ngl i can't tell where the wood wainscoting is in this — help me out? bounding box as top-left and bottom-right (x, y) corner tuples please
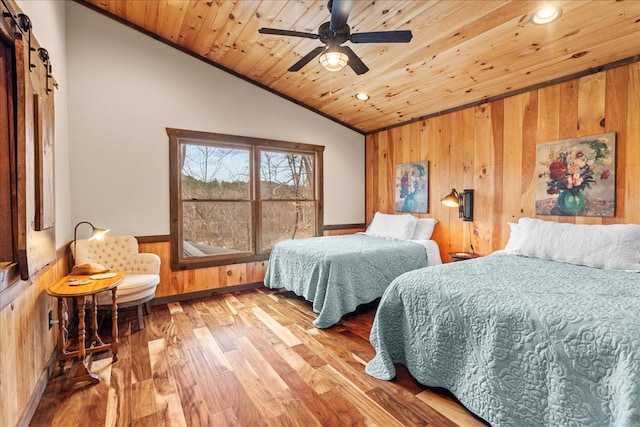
(0, 250), (70, 427)
(138, 224), (366, 301)
(138, 238), (268, 300)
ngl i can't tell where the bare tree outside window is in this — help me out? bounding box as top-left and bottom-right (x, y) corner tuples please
(168, 128), (324, 270)
(180, 143), (250, 255)
(260, 151), (314, 248)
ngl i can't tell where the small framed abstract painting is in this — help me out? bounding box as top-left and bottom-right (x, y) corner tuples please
(395, 161), (428, 213)
(535, 132), (616, 217)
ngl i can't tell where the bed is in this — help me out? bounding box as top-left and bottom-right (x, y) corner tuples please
(264, 213), (442, 328)
(365, 218), (640, 427)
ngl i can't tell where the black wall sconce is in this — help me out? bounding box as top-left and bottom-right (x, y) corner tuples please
(441, 188), (474, 221)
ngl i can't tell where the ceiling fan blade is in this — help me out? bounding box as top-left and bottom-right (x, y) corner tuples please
(329, 0), (352, 32)
(342, 46), (369, 75)
(350, 30), (413, 43)
(258, 28), (319, 40)
(288, 46), (325, 72)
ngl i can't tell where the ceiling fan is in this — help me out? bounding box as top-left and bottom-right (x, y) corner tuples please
(258, 0), (413, 75)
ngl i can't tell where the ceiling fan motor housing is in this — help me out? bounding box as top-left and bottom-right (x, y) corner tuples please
(318, 21), (350, 45)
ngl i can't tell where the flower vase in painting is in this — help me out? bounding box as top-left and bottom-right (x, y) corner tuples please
(396, 162), (428, 213)
(535, 133), (615, 217)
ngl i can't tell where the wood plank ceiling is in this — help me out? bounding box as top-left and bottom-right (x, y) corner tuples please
(78, 0), (640, 134)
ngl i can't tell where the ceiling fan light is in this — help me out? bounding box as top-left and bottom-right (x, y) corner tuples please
(530, 6), (562, 25)
(319, 48), (348, 72)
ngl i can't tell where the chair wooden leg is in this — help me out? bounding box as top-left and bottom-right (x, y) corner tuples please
(136, 304), (145, 330)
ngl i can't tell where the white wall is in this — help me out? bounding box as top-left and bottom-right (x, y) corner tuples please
(66, 2), (365, 236)
(17, 0), (71, 246)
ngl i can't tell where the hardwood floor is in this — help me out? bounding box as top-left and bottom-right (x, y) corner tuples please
(30, 288), (489, 426)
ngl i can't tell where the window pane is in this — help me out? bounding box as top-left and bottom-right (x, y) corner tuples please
(182, 201), (251, 257)
(261, 201), (315, 252)
(182, 143), (250, 200)
(260, 151), (314, 200)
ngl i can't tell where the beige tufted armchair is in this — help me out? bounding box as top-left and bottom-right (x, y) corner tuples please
(71, 234), (160, 330)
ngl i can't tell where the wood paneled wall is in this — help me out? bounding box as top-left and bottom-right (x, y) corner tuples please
(139, 240), (268, 298)
(139, 225), (365, 299)
(0, 255), (67, 427)
(366, 62), (640, 261)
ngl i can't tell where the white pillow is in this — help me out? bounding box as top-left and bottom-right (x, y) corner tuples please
(504, 222), (522, 252)
(504, 217), (640, 270)
(412, 218), (438, 240)
(365, 212), (417, 240)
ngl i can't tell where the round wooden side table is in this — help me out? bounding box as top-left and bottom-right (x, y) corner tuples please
(47, 270), (123, 390)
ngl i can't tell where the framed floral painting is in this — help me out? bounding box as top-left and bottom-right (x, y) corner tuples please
(535, 132), (616, 217)
(395, 161), (428, 213)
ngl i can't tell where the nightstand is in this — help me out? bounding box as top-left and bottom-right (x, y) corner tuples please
(449, 252), (481, 262)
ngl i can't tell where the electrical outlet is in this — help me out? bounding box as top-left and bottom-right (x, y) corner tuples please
(48, 310), (53, 330)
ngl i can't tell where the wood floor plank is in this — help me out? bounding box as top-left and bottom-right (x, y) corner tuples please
(108, 343), (133, 426)
(179, 300), (207, 329)
(77, 357), (111, 424)
(173, 384), (211, 427)
(166, 302), (183, 314)
(193, 298), (234, 329)
(209, 408), (242, 426)
(147, 338), (188, 426)
(31, 288), (488, 427)
(270, 393), (324, 427)
(319, 364), (405, 427)
(200, 298), (246, 353)
(223, 347), (287, 419)
(52, 391), (83, 426)
(251, 306), (302, 347)
(105, 387), (119, 427)
(203, 369), (264, 425)
(417, 388), (490, 427)
(192, 326), (232, 373)
(294, 325), (382, 393)
(131, 379), (157, 421)
(156, 382), (186, 424)
(277, 369), (344, 426)
(235, 335), (290, 394)
(129, 325), (153, 384)
(366, 385), (456, 427)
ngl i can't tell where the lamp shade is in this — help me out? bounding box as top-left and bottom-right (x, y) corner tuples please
(88, 226), (109, 240)
(441, 189), (474, 221)
(441, 189), (460, 207)
(319, 46), (348, 72)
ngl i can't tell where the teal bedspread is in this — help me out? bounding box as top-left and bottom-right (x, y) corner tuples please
(263, 234), (428, 328)
(366, 253), (640, 426)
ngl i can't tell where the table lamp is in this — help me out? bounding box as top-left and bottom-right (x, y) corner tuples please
(73, 221), (109, 267)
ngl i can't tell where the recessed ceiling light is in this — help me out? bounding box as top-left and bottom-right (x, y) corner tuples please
(530, 6), (563, 25)
(355, 92), (370, 101)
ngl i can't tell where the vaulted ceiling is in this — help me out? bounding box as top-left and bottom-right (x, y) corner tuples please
(78, 0), (640, 134)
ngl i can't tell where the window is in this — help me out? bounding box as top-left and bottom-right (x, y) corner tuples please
(168, 128), (324, 270)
